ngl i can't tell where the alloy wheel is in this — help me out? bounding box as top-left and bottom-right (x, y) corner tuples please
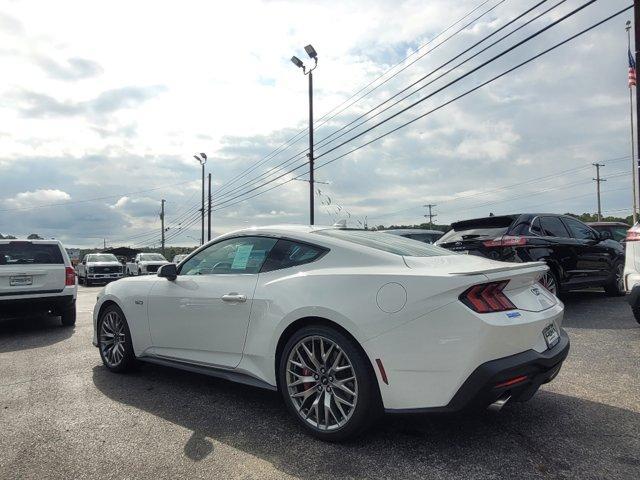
(616, 263), (625, 293)
(99, 311), (127, 368)
(540, 272), (557, 295)
(286, 335), (358, 431)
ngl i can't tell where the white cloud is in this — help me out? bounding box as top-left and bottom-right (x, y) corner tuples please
(0, 0), (636, 245)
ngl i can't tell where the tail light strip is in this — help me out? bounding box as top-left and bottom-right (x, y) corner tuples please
(483, 236), (527, 247)
(459, 280), (515, 313)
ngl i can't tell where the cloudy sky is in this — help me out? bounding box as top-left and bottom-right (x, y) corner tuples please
(0, 0), (636, 247)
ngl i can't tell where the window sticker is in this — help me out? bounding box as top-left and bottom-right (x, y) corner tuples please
(231, 244), (254, 270)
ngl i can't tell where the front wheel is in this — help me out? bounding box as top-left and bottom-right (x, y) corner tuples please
(98, 304), (136, 372)
(604, 261), (625, 297)
(278, 325), (380, 441)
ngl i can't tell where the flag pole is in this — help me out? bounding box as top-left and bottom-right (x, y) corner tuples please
(628, 20), (638, 224)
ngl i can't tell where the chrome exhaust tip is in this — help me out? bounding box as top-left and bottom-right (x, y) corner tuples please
(487, 394), (511, 412)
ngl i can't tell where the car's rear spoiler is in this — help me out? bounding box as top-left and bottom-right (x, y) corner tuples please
(449, 261), (547, 276)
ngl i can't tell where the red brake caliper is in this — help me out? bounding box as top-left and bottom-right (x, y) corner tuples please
(302, 368), (313, 390)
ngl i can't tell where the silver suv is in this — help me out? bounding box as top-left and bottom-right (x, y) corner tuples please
(0, 239), (77, 326)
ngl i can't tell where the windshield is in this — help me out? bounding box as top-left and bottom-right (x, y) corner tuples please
(140, 254), (166, 261)
(87, 254), (118, 262)
(315, 230), (452, 257)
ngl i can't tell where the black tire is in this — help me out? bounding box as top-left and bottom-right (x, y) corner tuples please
(60, 302), (76, 327)
(278, 325), (381, 442)
(604, 261), (625, 297)
(632, 305), (640, 324)
(138, 268), (142, 276)
(85, 277), (92, 287)
(78, 274), (84, 285)
(97, 304), (136, 373)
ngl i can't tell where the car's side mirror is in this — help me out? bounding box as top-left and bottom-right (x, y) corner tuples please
(158, 263), (177, 281)
(82, 260), (86, 265)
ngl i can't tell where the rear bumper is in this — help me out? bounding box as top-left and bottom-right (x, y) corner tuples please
(386, 328), (569, 414)
(0, 294), (75, 319)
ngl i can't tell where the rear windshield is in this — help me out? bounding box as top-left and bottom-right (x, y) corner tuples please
(438, 216), (515, 243)
(87, 254), (118, 262)
(0, 242), (63, 265)
(315, 230), (452, 257)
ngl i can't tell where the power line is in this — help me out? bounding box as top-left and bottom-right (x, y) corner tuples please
(212, 0), (505, 200)
(210, 1), (624, 212)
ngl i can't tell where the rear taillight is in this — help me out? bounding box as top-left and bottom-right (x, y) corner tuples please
(483, 236), (527, 248)
(65, 267), (76, 286)
(459, 280), (515, 313)
(626, 229), (640, 242)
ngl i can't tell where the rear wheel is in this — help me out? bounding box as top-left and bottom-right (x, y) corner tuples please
(604, 261), (625, 297)
(632, 305), (640, 324)
(278, 325), (380, 441)
(98, 304), (136, 372)
(60, 302), (76, 326)
(540, 269), (561, 297)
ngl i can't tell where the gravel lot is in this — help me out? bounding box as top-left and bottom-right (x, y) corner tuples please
(1, 286), (639, 480)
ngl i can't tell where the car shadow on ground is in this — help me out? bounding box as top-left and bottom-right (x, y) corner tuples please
(561, 290), (638, 330)
(92, 363), (640, 479)
(0, 315), (73, 353)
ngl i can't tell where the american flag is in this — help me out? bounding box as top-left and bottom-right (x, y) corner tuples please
(629, 47), (637, 87)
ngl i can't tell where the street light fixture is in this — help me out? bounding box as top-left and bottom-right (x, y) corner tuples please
(194, 153), (207, 245)
(290, 43), (318, 225)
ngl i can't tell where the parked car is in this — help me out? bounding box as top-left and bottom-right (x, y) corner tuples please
(77, 253), (124, 286)
(588, 221), (630, 245)
(623, 223), (640, 324)
(125, 253), (169, 276)
(435, 214), (625, 297)
(381, 228), (443, 244)
(93, 225), (568, 441)
(172, 254), (188, 264)
(0, 239), (77, 325)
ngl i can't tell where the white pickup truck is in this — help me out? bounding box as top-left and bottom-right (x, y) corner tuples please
(0, 239), (77, 326)
(77, 253), (124, 286)
(125, 253), (170, 276)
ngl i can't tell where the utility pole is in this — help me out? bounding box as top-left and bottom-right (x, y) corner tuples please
(423, 204), (437, 229)
(160, 199), (165, 256)
(194, 153), (207, 245)
(635, 1), (640, 222)
(627, 20), (638, 223)
(207, 173), (212, 242)
(593, 163), (606, 221)
(103, 238), (106, 250)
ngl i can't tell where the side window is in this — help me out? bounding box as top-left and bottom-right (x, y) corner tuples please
(179, 236), (277, 275)
(261, 239), (327, 273)
(539, 217), (570, 238)
(562, 217), (596, 240)
(530, 218), (543, 236)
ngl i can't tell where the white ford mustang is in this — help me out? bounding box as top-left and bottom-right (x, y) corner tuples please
(93, 225), (569, 441)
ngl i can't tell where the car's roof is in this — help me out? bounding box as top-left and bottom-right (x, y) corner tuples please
(0, 239), (62, 245)
(381, 229), (443, 235)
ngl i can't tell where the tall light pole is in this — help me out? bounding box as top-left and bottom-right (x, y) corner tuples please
(628, 20), (638, 223)
(291, 44), (318, 225)
(194, 153), (207, 245)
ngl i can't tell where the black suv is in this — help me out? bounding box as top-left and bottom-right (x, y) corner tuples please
(435, 213), (625, 296)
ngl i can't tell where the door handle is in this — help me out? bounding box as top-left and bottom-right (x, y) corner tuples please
(222, 293), (247, 303)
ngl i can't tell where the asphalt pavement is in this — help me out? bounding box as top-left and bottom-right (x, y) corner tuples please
(0, 286), (638, 479)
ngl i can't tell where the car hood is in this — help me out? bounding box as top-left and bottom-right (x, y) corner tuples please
(139, 260), (169, 264)
(87, 262), (122, 267)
